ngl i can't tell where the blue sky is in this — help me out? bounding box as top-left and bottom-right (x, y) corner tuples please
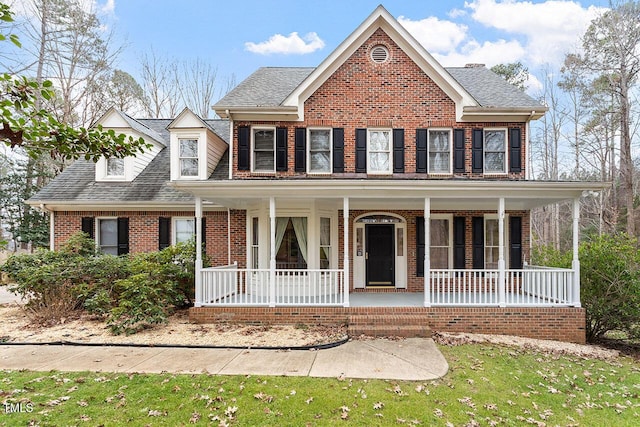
(101, 0), (610, 90)
(11, 0), (611, 93)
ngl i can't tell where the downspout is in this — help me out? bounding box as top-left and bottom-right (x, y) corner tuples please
(40, 204), (54, 251)
(227, 207), (231, 265)
(227, 109), (233, 180)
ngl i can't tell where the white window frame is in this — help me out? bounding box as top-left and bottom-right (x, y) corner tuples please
(427, 128), (452, 174)
(367, 128), (393, 174)
(96, 217), (118, 255)
(251, 126), (276, 172)
(483, 128), (508, 175)
(430, 214), (453, 269)
(178, 138), (199, 178)
(251, 217), (259, 269)
(307, 128), (332, 174)
(484, 214), (509, 269)
(172, 217), (195, 245)
(319, 216), (332, 269)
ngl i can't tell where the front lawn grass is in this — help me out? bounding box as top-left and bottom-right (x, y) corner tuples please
(1, 343), (638, 426)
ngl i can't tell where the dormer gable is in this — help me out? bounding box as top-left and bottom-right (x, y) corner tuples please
(94, 108), (165, 182)
(168, 108), (228, 181)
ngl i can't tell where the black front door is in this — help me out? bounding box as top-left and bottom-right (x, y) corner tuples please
(366, 224), (395, 286)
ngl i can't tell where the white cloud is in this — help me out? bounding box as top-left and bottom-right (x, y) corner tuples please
(398, 16), (468, 53)
(465, 0), (606, 66)
(100, 0), (115, 15)
(433, 38), (526, 67)
(245, 32), (325, 55)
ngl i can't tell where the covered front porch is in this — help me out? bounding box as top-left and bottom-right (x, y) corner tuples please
(172, 180), (603, 310)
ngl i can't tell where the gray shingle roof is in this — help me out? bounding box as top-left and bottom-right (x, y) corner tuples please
(214, 66), (543, 111)
(120, 112), (167, 147)
(215, 67), (315, 108)
(445, 66), (542, 109)
(30, 118), (230, 204)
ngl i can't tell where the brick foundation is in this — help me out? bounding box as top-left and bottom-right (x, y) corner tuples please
(189, 305), (586, 344)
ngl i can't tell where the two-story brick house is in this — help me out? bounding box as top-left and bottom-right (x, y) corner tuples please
(30, 6), (605, 343)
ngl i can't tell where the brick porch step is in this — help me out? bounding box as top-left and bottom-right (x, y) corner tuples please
(347, 314), (432, 338)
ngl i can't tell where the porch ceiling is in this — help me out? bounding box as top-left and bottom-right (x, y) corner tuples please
(172, 179), (609, 211)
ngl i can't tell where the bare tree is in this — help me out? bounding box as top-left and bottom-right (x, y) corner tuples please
(180, 59), (218, 119)
(140, 49), (180, 118)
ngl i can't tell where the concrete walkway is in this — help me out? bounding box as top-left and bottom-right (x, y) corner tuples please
(0, 338), (448, 380)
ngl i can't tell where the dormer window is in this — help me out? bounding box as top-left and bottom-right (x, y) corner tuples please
(106, 157), (125, 177)
(179, 139), (199, 177)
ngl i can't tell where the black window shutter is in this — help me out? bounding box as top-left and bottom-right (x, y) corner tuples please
(416, 129), (427, 173)
(453, 216), (466, 269)
(472, 216), (484, 269)
(294, 128), (306, 172)
(81, 217), (95, 239)
(453, 129), (465, 173)
(117, 217), (129, 255)
(275, 127), (288, 171)
(509, 127), (522, 173)
(158, 217), (170, 250)
(509, 216), (523, 269)
(416, 217), (425, 277)
(472, 129), (483, 173)
(393, 129), (404, 173)
(201, 217), (207, 259)
(332, 128), (344, 173)
(237, 126), (250, 171)
(355, 128), (367, 173)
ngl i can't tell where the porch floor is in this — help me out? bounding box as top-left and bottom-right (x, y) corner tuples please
(201, 291), (570, 307)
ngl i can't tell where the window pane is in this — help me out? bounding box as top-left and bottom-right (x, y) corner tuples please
(254, 130), (274, 150)
(485, 248), (499, 269)
(430, 219), (449, 246)
(485, 131), (505, 151)
(310, 130), (330, 151)
(310, 152), (330, 172)
(485, 219), (499, 246)
(428, 130), (450, 151)
(252, 217), (259, 245)
(429, 153), (450, 173)
(175, 219), (195, 243)
(320, 217), (331, 246)
(485, 152), (505, 173)
(179, 139), (198, 157)
(180, 158), (199, 176)
(99, 219), (118, 255)
(107, 158), (124, 176)
(369, 130), (390, 150)
(431, 247), (449, 269)
(368, 152), (389, 172)
(254, 152), (274, 170)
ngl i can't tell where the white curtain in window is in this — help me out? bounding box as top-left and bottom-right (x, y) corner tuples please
(291, 217), (308, 262)
(320, 217), (331, 260)
(275, 217), (289, 257)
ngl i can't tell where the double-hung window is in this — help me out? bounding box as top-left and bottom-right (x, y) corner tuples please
(308, 129), (331, 173)
(98, 218), (118, 255)
(320, 217), (331, 269)
(484, 129), (507, 174)
(179, 139), (199, 177)
(428, 129), (451, 174)
(173, 218), (195, 244)
(253, 128), (275, 172)
(484, 217), (507, 269)
(430, 218), (451, 269)
(106, 158), (125, 177)
(368, 129), (392, 174)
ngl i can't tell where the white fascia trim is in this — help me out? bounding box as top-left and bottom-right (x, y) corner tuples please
(27, 201), (226, 212)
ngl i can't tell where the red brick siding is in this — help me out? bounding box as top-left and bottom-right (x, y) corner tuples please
(189, 306), (586, 344)
(53, 210), (229, 265)
(232, 28), (527, 179)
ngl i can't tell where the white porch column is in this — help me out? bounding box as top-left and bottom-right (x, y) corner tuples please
(498, 197), (506, 307)
(424, 197), (431, 307)
(195, 197), (203, 307)
(343, 197), (350, 307)
(269, 197), (276, 307)
(572, 197), (581, 307)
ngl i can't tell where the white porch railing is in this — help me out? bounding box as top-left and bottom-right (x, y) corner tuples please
(198, 263), (345, 306)
(429, 266), (575, 306)
(197, 264), (576, 307)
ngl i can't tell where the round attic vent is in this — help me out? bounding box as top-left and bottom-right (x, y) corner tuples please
(370, 45), (389, 63)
